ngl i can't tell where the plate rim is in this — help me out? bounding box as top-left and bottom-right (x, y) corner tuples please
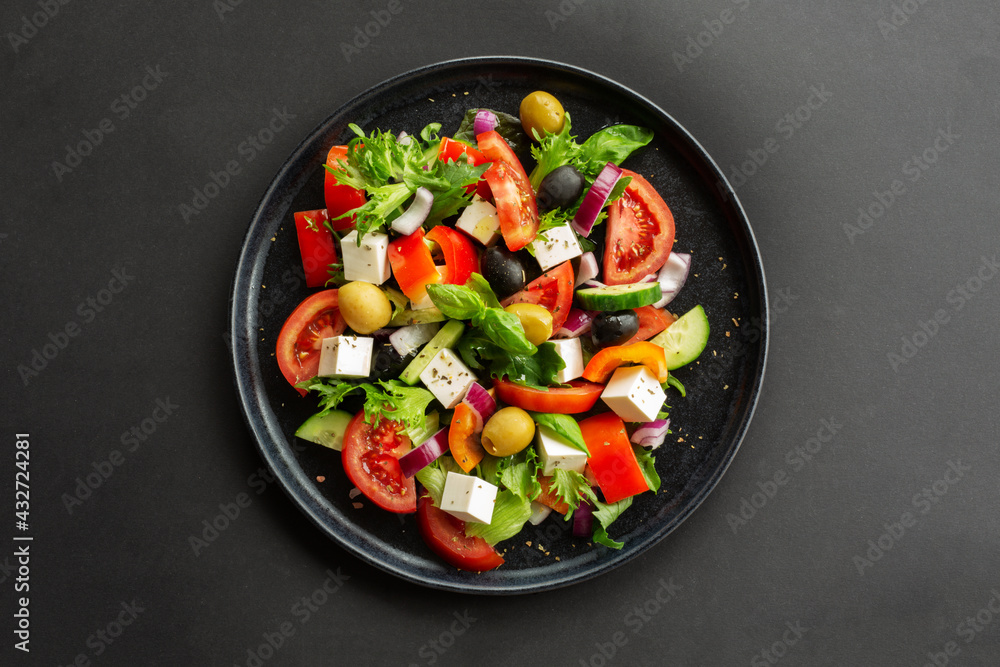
(229, 55), (768, 594)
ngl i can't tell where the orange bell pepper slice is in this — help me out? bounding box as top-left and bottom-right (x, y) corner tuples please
(582, 341), (669, 384)
(448, 402), (485, 473)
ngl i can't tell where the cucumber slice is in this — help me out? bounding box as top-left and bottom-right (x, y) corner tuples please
(575, 282), (661, 311)
(399, 319), (465, 385)
(650, 305), (710, 370)
(295, 410), (353, 450)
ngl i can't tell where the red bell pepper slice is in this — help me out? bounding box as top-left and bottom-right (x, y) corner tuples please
(579, 412), (649, 503)
(425, 225), (479, 287)
(293, 209), (338, 288)
(387, 228), (440, 302)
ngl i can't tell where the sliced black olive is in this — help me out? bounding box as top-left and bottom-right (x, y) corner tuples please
(591, 310), (640, 348)
(368, 342), (409, 382)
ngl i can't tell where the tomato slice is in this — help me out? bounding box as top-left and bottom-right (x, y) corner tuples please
(500, 261), (574, 333)
(387, 228), (441, 301)
(342, 411), (416, 513)
(604, 169), (675, 285)
(416, 495), (504, 571)
(426, 225), (479, 287)
(476, 131), (538, 251)
(276, 290), (347, 395)
(625, 306), (674, 345)
(579, 412), (649, 503)
(293, 209), (338, 288)
(582, 341), (669, 384)
(493, 379), (603, 414)
(437, 137), (491, 199)
(448, 402), (485, 473)
(324, 145), (366, 231)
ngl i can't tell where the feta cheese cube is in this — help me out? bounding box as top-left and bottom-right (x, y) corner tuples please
(536, 425), (588, 476)
(455, 195), (501, 246)
(600, 365), (666, 422)
(530, 223), (582, 271)
(549, 338), (584, 383)
(340, 230), (391, 285)
(441, 471), (497, 524)
(317, 335), (373, 378)
(418, 348), (476, 409)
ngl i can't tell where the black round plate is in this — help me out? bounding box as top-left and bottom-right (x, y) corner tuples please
(230, 57), (767, 594)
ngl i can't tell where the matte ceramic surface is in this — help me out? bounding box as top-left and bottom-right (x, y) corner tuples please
(230, 57), (767, 594)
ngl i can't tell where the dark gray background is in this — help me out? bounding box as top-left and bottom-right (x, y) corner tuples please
(2, 1), (998, 665)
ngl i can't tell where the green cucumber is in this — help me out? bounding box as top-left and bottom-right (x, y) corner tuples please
(295, 410), (353, 450)
(575, 282), (661, 311)
(650, 304), (710, 370)
(399, 319), (465, 385)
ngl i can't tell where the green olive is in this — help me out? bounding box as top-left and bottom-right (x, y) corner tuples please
(504, 303), (553, 346)
(520, 91), (565, 140)
(481, 407), (535, 457)
(338, 281), (392, 334)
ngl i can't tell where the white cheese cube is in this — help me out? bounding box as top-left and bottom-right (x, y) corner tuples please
(340, 230), (391, 285)
(455, 196), (501, 246)
(317, 335), (373, 378)
(600, 365), (666, 423)
(536, 425), (588, 476)
(418, 348), (476, 409)
(549, 337), (584, 383)
(441, 471), (498, 524)
(530, 223), (582, 271)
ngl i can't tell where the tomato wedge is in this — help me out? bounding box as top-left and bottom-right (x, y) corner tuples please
(579, 412), (649, 503)
(448, 402), (485, 473)
(387, 228), (440, 301)
(476, 130), (538, 251)
(293, 209), (338, 288)
(426, 225), (479, 287)
(416, 495), (504, 571)
(500, 260), (574, 333)
(342, 411), (415, 513)
(604, 169), (675, 285)
(324, 145), (366, 231)
(625, 306), (674, 345)
(582, 341), (669, 384)
(493, 379), (603, 414)
(276, 290), (347, 395)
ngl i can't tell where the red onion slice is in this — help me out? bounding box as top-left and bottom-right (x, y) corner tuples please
(653, 252), (691, 309)
(574, 252), (600, 287)
(473, 110), (498, 136)
(572, 162), (622, 237)
(630, 419), (670, 448)
(399, 427), (449, 478)
(554, 308), (595, 338)
(572, 500), (594, 537)
(461, 382), (496, 433)
(391, 187), (433, 236)
(389, 322), (440, 357)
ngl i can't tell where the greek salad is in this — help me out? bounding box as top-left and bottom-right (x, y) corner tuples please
(274, 91), (710, 571)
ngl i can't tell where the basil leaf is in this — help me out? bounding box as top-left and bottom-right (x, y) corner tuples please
(425, 283), (484, 320)
(464, 273), (502, 309)
(576, 125), (653, 179)
(478, 308), (536, 355)
(529, 412), (589, 455)
(606, 175), (632, 203)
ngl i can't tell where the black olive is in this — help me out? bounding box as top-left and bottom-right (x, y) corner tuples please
(591, 310), (640, 348)
(482, 245), (526, 300)
(537, 165), (585, 212)
(368, 342), (409, 382)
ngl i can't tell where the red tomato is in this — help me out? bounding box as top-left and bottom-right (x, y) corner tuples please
(493, 379), (604, 414)
(416, 495), (504, 571)
(276, 290), (347, 395)
(342, 411), (416, 513)
(582, 341), (669, 384)
(476, 131), (538, 251)
(426, 225), (479, 287)
(437, 137), (491, 199)
(387, 228), (440, 301)
(324, 145), (366, 231)
(579, 412), (649, 503)
(501, 261), (574, 333)
(626, 306), (675, 345)
(293, 209), (338, 288)
(603, 169), (675, 285)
